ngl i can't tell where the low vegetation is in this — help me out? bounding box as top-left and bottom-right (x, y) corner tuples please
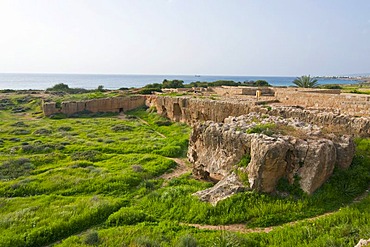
(140, 79), (272, 94)
(0, 91), (369, 246)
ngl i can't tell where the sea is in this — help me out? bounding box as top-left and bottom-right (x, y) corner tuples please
(0, 73), (359, 90)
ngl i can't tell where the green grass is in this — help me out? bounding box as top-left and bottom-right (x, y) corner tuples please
(0, 92), (369, 246)
(54, 194), (370, 247)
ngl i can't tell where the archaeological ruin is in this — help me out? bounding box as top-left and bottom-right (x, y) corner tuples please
(42, 86), (370, 203)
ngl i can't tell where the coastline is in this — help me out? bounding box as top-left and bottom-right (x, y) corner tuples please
(0, 73), (365, 90)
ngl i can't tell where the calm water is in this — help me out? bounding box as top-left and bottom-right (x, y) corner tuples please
(0, 73), (358, 90)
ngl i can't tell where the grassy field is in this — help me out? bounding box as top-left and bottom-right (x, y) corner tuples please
(0, 92), (369, 246)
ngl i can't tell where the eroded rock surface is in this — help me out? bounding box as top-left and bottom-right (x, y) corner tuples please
(189, 113), (355, 202)
(192, 172), (247, 206)
(355, 238), (370, 247)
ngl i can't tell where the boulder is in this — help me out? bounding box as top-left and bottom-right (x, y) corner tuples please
(192, 172), (247, 206)
(298, 139), (337, 194)
(355, 238), (370, 247)
(335, 135), (356, 169)
(247, 135), (289, 193)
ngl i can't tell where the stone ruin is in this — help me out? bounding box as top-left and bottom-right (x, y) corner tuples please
(41, 87), (370, 205)
(188, 113), (356, 205)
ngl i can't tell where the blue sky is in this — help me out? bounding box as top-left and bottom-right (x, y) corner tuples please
(0, 0), (369, 76)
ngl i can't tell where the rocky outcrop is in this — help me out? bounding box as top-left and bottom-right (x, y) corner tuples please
(146, 96), (261, 125)
(189, 113), (356, 201)
(146, 96), (370, 137)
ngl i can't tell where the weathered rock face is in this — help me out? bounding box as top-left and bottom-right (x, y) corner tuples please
(355, 238), (370, 247)
(193, 172), (247, 206)
(248, 135), (289, 193)
(189, 113), (356, 201)
(297, 139), (337, 194)
(146, 96), (370, 137)
(188, 122), (252, 178)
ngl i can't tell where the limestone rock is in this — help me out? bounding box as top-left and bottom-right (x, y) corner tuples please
(188, 122), (251, 179)
(298, 139), (337, 194)
(247, 135), (289, 193)
(192, 172), (247, 206)
(145, 95), (370, 137)
(188, 112), (356, 201)
(355, 238), (370, 247)
(335, 135), (356, 169)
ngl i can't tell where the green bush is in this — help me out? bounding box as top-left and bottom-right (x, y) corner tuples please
(236, 154), (251, 167)
(246, 123), (275, 135)
(154, 120), (172, 126)
(111, 124), (133, 132)
(134, 236), (160, 247)
(33, 128), (52, 135)
(11, 129), (31, 135)
(176, 234), (198, 247)
(0, 158), (34, 179)
(138, 88), (162, 95)
(58, 126), (72, 132)
(84, 230), (99, 245)
(71, 150), (103, 162)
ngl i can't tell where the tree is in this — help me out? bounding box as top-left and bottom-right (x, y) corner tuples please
(97, 85), (104, 92)
(47, 83), (70, 91)
(292, 75), (318, 88)
(162, 79), (184, 88)
(254, 80), (271, 87)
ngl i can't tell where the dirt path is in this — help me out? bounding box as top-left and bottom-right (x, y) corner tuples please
(182, 223), (273, 234)
(161, 158), (191, 180)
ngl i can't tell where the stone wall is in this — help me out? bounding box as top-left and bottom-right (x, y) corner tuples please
(211, 86), (275, 96)
(274, 88), (370, 117)
(42, 96), (146, 116)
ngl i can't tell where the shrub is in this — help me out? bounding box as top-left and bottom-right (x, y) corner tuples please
(154, 120), (171, 126)
(276, 176), (304, 197)
(138, 88), (162, 95)
(132, 165), (144, 172)
(46, 83), (89, 94)
(246, 123), (275, 136)
(22, 143), (62, 153)
(58, 126), (72, 132)
(162, 79), (185, 89)
(11, 129), (31, 135)
(321, 84), (342, 89)
(49, 113), (67, 119)
(0, 158), (34, 179)
(33, 128), (52, 135)
(10, 121), (28, 127)
(236, 154), (251, 167)
(84, 230), (99, 245)
(176, 234), (198, 247)
(254, 80), (271, 87)
(134, 236), (160, 247)
(71, 150), (103, 162)
(111, 124), (133, 132)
